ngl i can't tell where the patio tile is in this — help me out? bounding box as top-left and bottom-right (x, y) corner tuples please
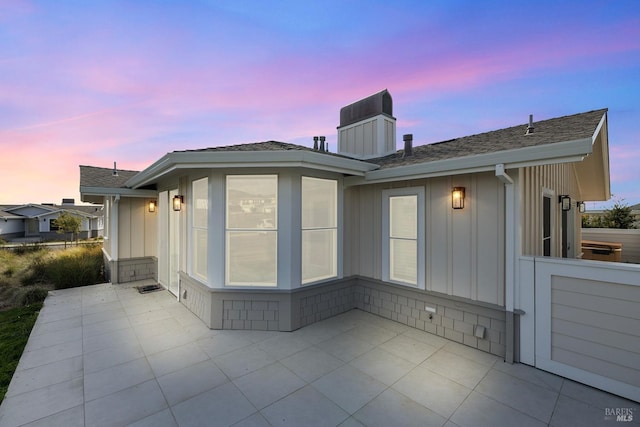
(441, 341), (500, 367)
(20, 404), (84, 427)
(344, 323), (398, 346)
(127, 307), (174, 326)
(83, 325), (140, 353)
(138, 329), (193, 356)
(147, 341), (209, 378)
(132, 317), (184, 339)
(84, 356), (155, 402)
(318, 332), (375, 363)
(197, 333), (253, 358)
(82, 316), (131, 338)
(157, 360), (228, 406)
(280, 346), (344, 382)
(338, 417), (365, 427)
(215, 346), (276, 379)
(492, 361), (564, 392)
(0, 378), (83, 427)
(291, 322), (343, 344)
(17, 338), (82, 371)
(231, 412), (272, 427)
(550, 395), (612, 427)
(451, 391), (545, 427)
(392, 366), (472, 418)
(34, 306), (82, 324)
(84, 341), (145, 374)
(353, 388), (447, 427)
(128, 408), (178, 427)
(378, 334), (439, 364)
(560, 379), (639, 411)
(312, 364), (386, 414)
(261, 385), (349, 427)
(24, 326), (82, 351)
(349, 347), (415, 386)
(31, 315), (81, 336)
(82, 307), (127, 325)
(256, 333), (313, 360)
(475, 369), (559, 423)
(420, 348), (491, 389)
(401, 327), (449, 348)
(6, 355), (83, 397)
(85, 379), (168, 427)
(82, 299), (122, 315)
(171, 382), (256, 427)
(233, 362), (306, 409)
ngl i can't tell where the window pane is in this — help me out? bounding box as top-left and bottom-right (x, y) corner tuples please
(390, 238), (417, 285)
(194, 228), (207, 279)
(193, 178), (208, 228)
(302, 177), (337, 228)
(227, 231), (277, 286)
(390, 195), (417, 239)
(302, 229), (337, 283)
(227, 175), (277, 229)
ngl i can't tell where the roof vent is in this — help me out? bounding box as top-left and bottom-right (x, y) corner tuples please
(112, 162), (118, 176)
(313, 136), (319, 150)
(319, 136), (326, 152)
(403, 134), (413, 157)
(525, 114), (534, 135)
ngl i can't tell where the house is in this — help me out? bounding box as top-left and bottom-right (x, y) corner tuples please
(79, 89), (611, 363)
(0, 200), (104, 241)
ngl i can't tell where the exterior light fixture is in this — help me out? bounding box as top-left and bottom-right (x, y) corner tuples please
(559, 195), (571, 211)
(578, 201), (586, 213)
(452, 187), (465, 209)
(172, 195), (183, 211)
(148, 200), (157, 213)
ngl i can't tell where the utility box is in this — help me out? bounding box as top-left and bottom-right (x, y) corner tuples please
(581, 240), (623, 262)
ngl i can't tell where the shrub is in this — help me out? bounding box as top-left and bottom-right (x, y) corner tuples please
(19, 255), (48, 286)
(2, 267), (14, 278)
(46, 245), (104, 289)
(12, 243), (43, 256)
(21, 288), (49, 306)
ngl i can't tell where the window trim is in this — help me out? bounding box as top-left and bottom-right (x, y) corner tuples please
(301, 176), (338, 285)
(191, 176), (209, 282)
(382, 187), (425, 289)
(225, 174), (278, 287)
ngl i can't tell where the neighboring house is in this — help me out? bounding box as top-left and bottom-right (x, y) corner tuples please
(0, 200), (103, 241)
(80, 88), (611, 361)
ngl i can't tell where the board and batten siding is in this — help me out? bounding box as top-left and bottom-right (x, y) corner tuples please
(117, 197), (157, 259)
(344, 171), (505, 306)
(520, 163), (582, 257)
(551, 275), (640, 392)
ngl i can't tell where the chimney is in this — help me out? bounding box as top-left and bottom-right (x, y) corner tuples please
(313, 136), (319, 150)
(525, 114), (534, 135)
(403, 134), (413, 157)
(319, 136), (326, 152)
(112, 161), (118, 176)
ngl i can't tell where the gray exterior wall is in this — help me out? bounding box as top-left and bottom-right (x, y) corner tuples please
(178, 275), (506, 358)
(104, 255), (157, 284)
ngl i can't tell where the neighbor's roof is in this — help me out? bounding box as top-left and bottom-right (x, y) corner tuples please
(79, 165), (139, 189)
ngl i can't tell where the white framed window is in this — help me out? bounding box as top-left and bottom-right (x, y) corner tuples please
(382, 187), (425, 288)
(192, 177), (208, 281)
(301, 176), (337, 284)
(226, 175), (277, 287)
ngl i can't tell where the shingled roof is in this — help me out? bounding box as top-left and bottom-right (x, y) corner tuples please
(80, 165), (140, 189)
(371, 109), (607, 169)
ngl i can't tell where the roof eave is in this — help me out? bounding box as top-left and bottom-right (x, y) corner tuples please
(80, 186), (158, 201)
(345, 137), (594, 187)
(125, 151), (378, 189)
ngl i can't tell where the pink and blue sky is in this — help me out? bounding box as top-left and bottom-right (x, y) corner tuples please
(1, 0), (639, 208)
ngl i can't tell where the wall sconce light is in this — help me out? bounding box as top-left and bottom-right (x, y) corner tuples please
(559, 195), (571, 211)
(148, 200), (157, 213)
(172, 195), (183, 211)
(578, 201), (586, 213)
(452, 187), (465, 209)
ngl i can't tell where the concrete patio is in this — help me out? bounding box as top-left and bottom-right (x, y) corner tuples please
(0, 281), (636, 427)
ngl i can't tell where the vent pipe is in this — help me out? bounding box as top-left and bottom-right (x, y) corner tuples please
(112, 162), (118, 176)
(319, 136), (326, 152)
(313, 136), (319, 150)
(403, 134), (413, 157)
(525, 114), (534, 135)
